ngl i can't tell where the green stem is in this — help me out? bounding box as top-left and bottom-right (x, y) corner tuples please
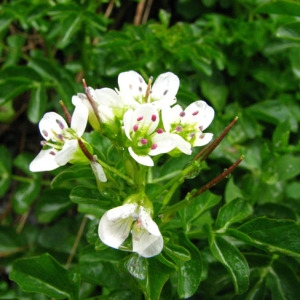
(96, 157), (135, 186)
(11, 175), (51, 186)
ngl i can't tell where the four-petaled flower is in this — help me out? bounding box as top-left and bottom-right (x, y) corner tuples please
(118, 70), (180, 109)
(123, 103), (190, 166)
(98, 203), (163, 258)
(162, 100), (215, 148)
(29, 103), (106, 182)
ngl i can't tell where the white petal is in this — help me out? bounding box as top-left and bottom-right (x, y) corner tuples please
(106, 203), (138, 221)
(39, 112), (68, 140)
(134, 104), (159, 136)
(55, 140), (78, 166)
(169, 134), (192, 155)
(151, 72), (179, 106)
(90, 158), (107, 182)
(98, 204), (138, 249)
(148, 133), (176, 156)
(128, 147), (154, 167)
(94, 88), (123, 107)
(184, 100), (215, 130)
(29, 149), (60, 171)
(98, 104), (115, 124)
(162, 104), (182, 133)
(193, 132), (213, 147)
(123, 109), (134, 140)
(118, 71), (147, 101)
(132, 208), (163, 258)
(70, 103), (88, 137)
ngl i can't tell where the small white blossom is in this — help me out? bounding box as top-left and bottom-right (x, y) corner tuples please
(162, 100), (215, 148)
(123, 104), (188, 166)
(118, 70), (180, 109)
(29, 104), (107, 182)
(98, 203), (163, 258)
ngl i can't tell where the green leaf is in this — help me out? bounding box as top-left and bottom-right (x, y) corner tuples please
(180, 191), (222, 231)
(267, 259), (300, 300)
(231, 217), (300, 258)
(70, 186), (114, 208)
(256, 1), (300, 16)
(10, 253), (80, 299)
(51, 165), (95, 188)
(163, 239), (191, 262)
(35, 188), (73, 223)
(225, 177), (244, 203)
(0, 145), (12, 197)
(12, 153), (41, 214)
(122, 254), (175, 300)
(272, 120), (291, 149)
(57, 13), (83, 49)
(0, 226), (27, 257)
(276, 154), (300, 181)
(0, 100), (15, 122)
(176, 233), (203, 298)
(208, 233), (249, 294)
(27, 83), (47, 124)
(277, 21), (300, 41)
(215, 198), (253, 230)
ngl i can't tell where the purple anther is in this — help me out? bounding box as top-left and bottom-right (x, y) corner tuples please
(56, 119), (65, 129)
(141, 138), (148, 145)
(42, 130), (48, 137)
(163, 90), (168, 96)
(157, 128), (164, 134)
(133, 124), (139, 132)
(179, 111), (185, 117)
(199, 133), (205, 139)
(151, 144), (158, 150)
(176, 126), (182, 132)
(137, 116), (144, 121)
(151, 114), (157, 122)
(49, 151), (56, 156)
(199, 125), (203, 131)
(192, 111), (199, 116)
(40, 141), (47, 146)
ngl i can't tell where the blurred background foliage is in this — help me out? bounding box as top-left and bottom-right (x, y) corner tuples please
(1, 0), (300, 299)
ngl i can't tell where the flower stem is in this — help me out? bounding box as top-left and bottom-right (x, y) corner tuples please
(161, 155), (244, 220)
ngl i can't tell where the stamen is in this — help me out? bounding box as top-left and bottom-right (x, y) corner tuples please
(145, 76), (153, 102)
(137, 116), (143, 121)
(192, 111), (199, 116)
(163, 90), (168, 96)
(176, 126), (182, 132)
(199, 133), (205, 139)
(141, 138), (148, 145)
(199, 125), (203, 131)
(180, 111), (185, 117)
(133, 124), (139, 132)
(151, 114), (157, 122)
(157, 128), (164, 134)
(42, 130), (48, 137)
(56, 119), (65, 129)
(49, 151), (56, 156)
(151, 144), (158, 150)
(40, 140), (47, 146)
(57, 134), (64, 140)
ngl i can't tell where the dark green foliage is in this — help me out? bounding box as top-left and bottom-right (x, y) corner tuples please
(1, 0), (300, 299)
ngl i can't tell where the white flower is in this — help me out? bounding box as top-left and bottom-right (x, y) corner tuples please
(162, 100), (215, 148)
(29, 104), (106, 183)
(98, 203), (163, 258)
(123, 104), (189, 166)
(118, 70), (180, 109)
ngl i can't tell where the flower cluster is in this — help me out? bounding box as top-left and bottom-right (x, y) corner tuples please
(29, 70), (214, 258)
